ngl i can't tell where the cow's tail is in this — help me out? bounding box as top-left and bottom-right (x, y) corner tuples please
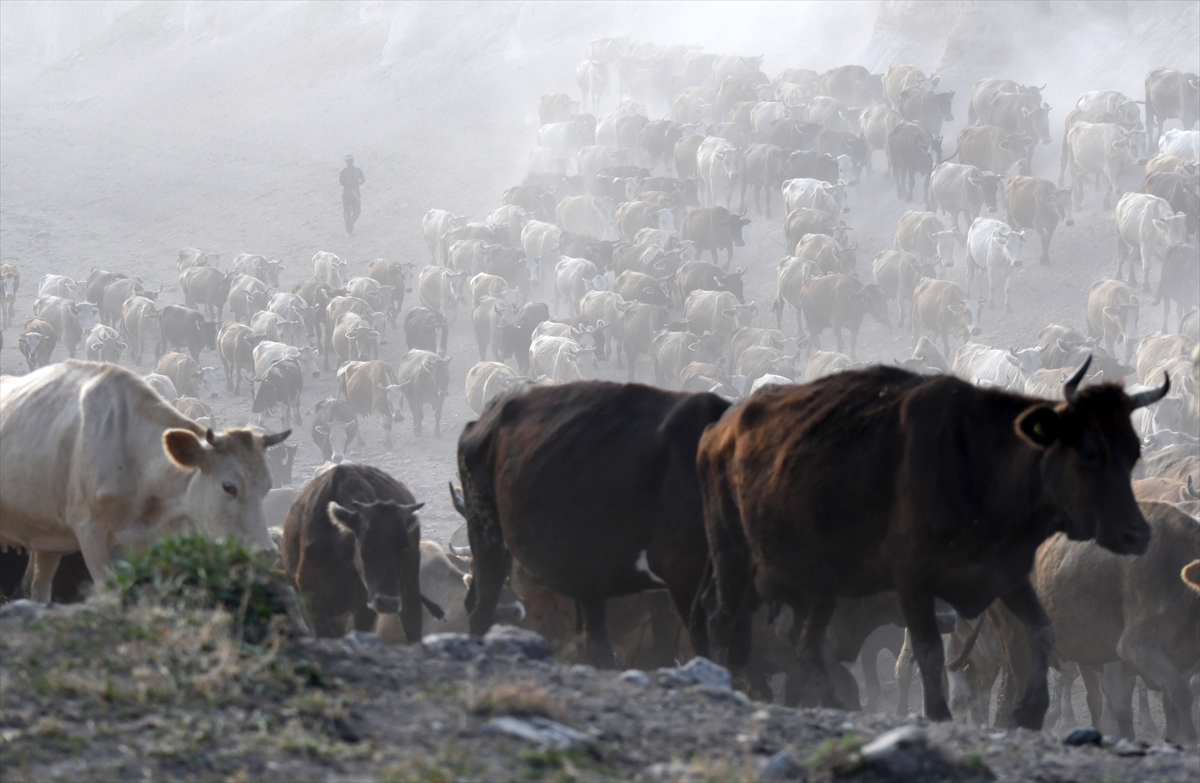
(1058, 128), (1070, 188)
(938, 145), (959, 164)
(946, 615), (986, 672)
(688, 558), (714, 657)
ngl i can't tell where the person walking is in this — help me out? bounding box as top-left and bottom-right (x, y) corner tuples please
(340, 154), (365, 235)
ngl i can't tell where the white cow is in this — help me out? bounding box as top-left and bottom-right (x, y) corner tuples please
(538, 121), (587, 164)
(1076, 90), (1141, 128)
(577, 60), (608, 113)
(782, 178), (846, 216)
(697, 136), (745, 210)
(142, 373), (178, 401)
(465, 361), (528, 415)
(1159, 129), (1199, 160)
(418, 266), (468, 326)
(528, 146), (568, 176)
(966, 217), (1025, 312)
(1066, 122), (1149, 209)
(422, 209), (468, 265)
(312, 251), (347, 289)
(37, 274), (78, 300)
(529, 335), (587, 382)
(253, 341), (319, 379)
(556, 195), (613, 240)
(521, 220), (563, 262)
(0, 361), (283, 602)
(952, 342), (1042, 390)
(1115, 193), (1189, 292)
(554, 256), (601, 317)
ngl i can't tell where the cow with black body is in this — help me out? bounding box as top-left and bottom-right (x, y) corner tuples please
(456, 381), (731, 665)
(695, 359), (1166, 730)
(252, 358), (303, 430)
(404, 307), (449, 355)
(159, 305), (219, 362)
(283, 464), (425, 642)
(887, 121), (941, 202)
(495, 302), (551, 374)
(311, 398), (359, 464)
(680, 207), (751, 267)
(396, 350), (451, 438)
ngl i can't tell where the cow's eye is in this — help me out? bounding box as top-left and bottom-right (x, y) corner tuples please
(223, 481), (239, 498)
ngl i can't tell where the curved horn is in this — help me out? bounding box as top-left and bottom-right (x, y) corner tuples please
(449, 544), (473, 557)
(1062, 355), (1092, 404)
(261, 429), (292, 448)
(1129, 371), (1170, 410)
(1187, 476), (1200, 500)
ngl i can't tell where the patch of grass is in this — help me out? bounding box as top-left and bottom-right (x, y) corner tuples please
(381, 746), (477, 783)
(966, 749), (986, 769)
(805, 733), (865, 773)
(106, 535), (301, 644)
(470, 681), (557, 719)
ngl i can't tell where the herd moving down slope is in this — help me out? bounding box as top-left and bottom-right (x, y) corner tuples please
(1, 7), (1199, 778)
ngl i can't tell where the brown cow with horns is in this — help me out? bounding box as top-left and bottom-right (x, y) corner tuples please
(693, 357), (1167, 730)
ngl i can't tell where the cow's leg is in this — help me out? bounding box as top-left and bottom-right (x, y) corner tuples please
(351, 603), (378, 632)
(433, 398), (444, 439)
(897, 586), (952, 721)
(895, 629), (916, 716)
(999, 578), (1053, 730)
(381, 413), (394, 450)
(858, 627), (886, 713)
(1099, 661), (1136, 739)
(789, 596), (838, 707)
(702, 470), (752, 672)
(1135, 677), (1158, 740)
(1040, 227), (1052, 265)
(28, 551), (63, 604)
(579, 598), (619, 668)
(1119, 632), (1195, 744)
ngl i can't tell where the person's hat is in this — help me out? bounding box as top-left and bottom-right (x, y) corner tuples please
(345, 154), (354, 160)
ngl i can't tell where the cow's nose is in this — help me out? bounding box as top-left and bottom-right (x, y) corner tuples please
(1065, 220), (1075, 227)
(312, 371), (321, 378)
(210, 392), (219, 399)
(369, 595), (401, 614)
(970, 327), (982, 336)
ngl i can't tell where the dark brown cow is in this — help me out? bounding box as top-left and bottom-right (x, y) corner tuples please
(680, 207), (751, 266)
(1004, 176), (1075, 265)
(456, 381), (730, 665)
(1156, 243), (1200, 333)
(695, 360), (1165, 729)
(911, 278), (983, 356)
(619, 302), (670, 382)
(784, 208), (848, 252)
(217, 322), (261, 394)
(886, 121), (940, 202)
(676, 261), (744, 304)
(898, 87), (955, 136)
(396, 350), (451, 437)
(283, 463), (424, 641)
(741, 143), (787, 218)
(614, 270), (671, 307)
(180, 267), (234, 321)
(1145, 68), (1200, 151)
(798, 274), (889, 361)
(1143, 171), (1199, 235)
(958, 125), (1033, 176)
(159, 305), (219, 362)
(18, 317), (57, 371)
(495, 302), (551, 374)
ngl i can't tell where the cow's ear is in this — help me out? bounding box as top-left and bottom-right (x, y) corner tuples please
(1015, 405), (1060, 449)
(163, 428), (209, 469)
(327, 502), (361, 535)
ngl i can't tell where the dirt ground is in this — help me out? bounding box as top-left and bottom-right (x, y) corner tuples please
(1, 2), (1198, 779)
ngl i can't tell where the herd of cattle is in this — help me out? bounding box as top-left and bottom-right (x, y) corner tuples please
(1, 38), (1199, 744)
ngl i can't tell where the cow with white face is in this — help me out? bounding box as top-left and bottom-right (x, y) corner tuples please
(1115, 193), (1189, 292)
(554, 256), (601, 317)
(952, 342), (1043, 391)
(1066, 122), (1149, 209)
(697, 136), (746, 211)
(0, 361), (286, 602)
(312, 251), (347, 289)
(1159, 129), (1199, 160)
(529, 335), (589, 383)
(966, 218), (1025, 313)
(782, 177), (846, 216)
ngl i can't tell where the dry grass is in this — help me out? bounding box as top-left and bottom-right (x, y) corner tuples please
(469, 681), (557, 719)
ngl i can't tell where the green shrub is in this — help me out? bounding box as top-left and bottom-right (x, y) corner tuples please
(107, 535), (297, 644)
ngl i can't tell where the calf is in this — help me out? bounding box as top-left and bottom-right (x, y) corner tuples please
(404, 307), (449, 355)
(1087, 279), (1141, 365)
(1115, 192), (1188, 292)
(457, 382), (730, 664)
(283, 463), (423, 641)
(799, 274), (890, 360)
(311, 398), (359, 463)
(1004, 176), (1074, 265)
(695, 360), (1164, 725)
(912, 279), (983, 356)
(680, 207), (751, 267)
(396, 350), (451, 438)
(966, 217), (1026, 313)
(339, 360), (405, 448)
(159, 305), (218, 362)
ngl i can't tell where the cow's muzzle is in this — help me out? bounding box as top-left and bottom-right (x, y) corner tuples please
(969, 326), (982, 336)
(1064, 220), (1074, 227)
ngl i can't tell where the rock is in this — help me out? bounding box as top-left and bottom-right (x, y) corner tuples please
(0, 600), (42, 621)
(696, 685), (749, 704)
(640, 761), (706, 782)
(341, 630), (384, 650)
(478, 715), (594, 751)
(619, 669), (651, 685)
(1062, 728), (1103, 747)
(422, 632), (484, 660)
(482, 624), (552, 660)
(855, 725), (994, 781)
(1111, 738), (1147, 757)
(758, 750), (801, 781)
(654, 656), (732, 690)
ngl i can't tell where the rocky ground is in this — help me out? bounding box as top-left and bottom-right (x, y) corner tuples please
(2, 598), (1197, 783)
